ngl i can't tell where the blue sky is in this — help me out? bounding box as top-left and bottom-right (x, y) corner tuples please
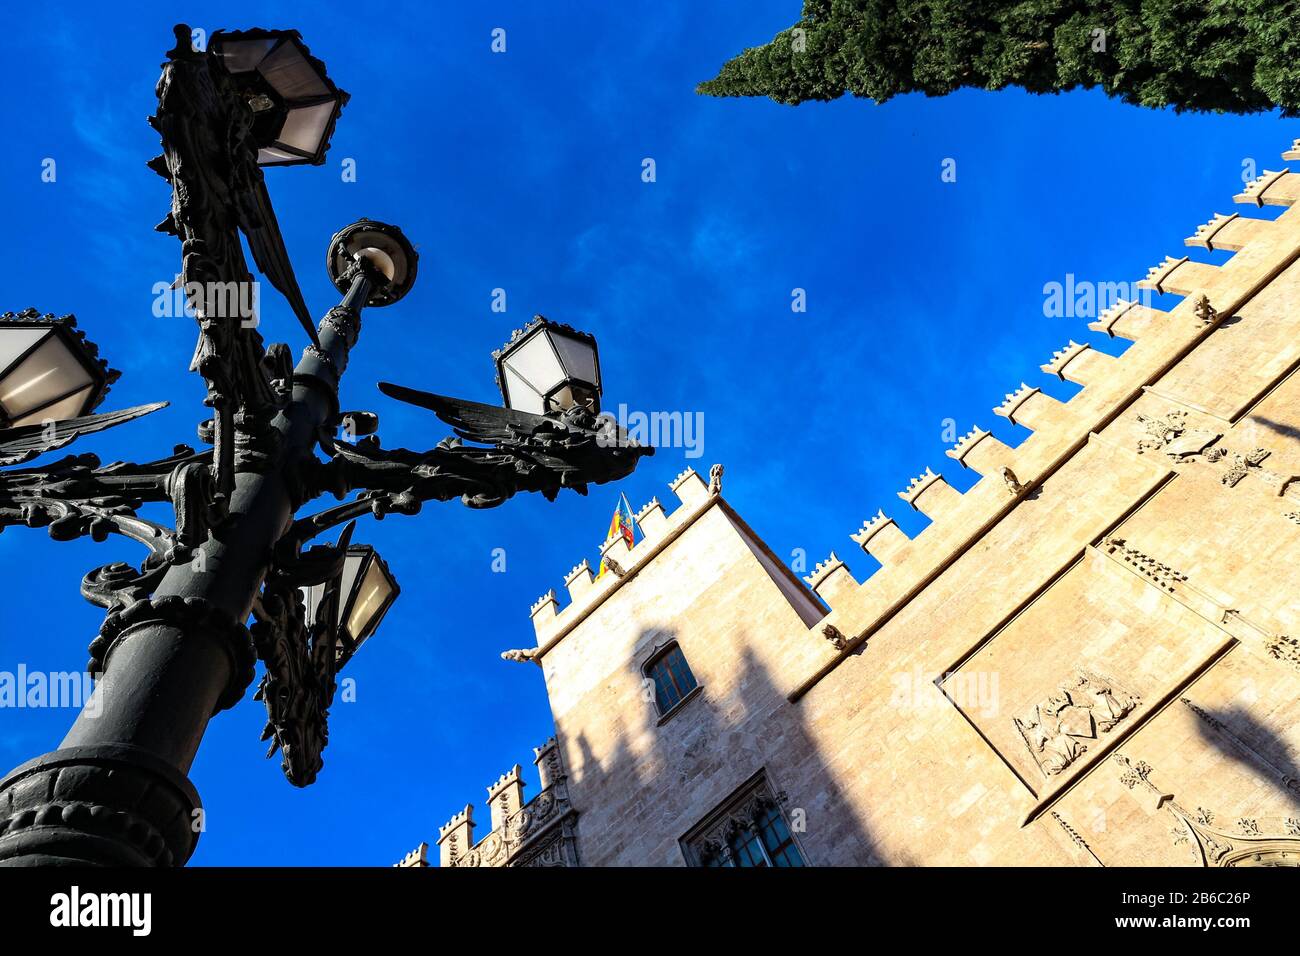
(0, 2), (1292, 865)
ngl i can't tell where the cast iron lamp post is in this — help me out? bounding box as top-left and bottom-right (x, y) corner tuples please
(0, 25), (650, 867)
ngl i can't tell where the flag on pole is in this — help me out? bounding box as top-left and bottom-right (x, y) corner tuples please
(597, 493), (636, 578)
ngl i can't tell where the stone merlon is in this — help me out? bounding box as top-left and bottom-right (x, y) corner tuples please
(896, 467), (963, 520)
(670, 467), (709, 506)
(486, 764), (526, 832)
(850, 509), (911, 565)
(1040, 340), (1116, 386)
(565, 560), (595, 603)
(1136, 255), (1219, 297)
(436, 804), (475, 867)
(1089, 299), (1166, 340)
(1185, 211), (1271, 253)
(802, 551), (857, 607)
(993, 382), (1068, 432)
(945, 426), (1015, 479)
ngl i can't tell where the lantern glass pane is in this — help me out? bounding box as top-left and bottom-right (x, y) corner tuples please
(0, 328), (49, 377)
(548, 384), (578, 412)
(336, 552), (365, 628)
(502, 366), (545, 414)
(503, 332), (563, 394)
(9, 384), (94, 426)
(260, 42), (330, 99)
(345, 557), (391, 643)
(257, 146), (302, 165)
(301, 582), (323, 627)
(550, 332), (597, 387)
(216, 37), (277, 73)
(277, 102), (335, 154)
(0, 336), (94, 420)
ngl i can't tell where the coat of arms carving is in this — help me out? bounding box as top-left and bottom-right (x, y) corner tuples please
(1135, 410), (1221, 460)
(1014, 669), (1140, 777)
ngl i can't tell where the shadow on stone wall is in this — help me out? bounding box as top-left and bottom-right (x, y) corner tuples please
(562, 626), (879, 866)
(1249, 415), (1300, 444)
(1189, 702), (1300, 812)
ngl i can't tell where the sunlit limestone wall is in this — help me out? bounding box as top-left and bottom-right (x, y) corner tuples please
(422, 138), (1300, 867)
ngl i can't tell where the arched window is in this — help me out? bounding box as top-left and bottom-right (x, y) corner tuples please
(705, 798), (804, 867)
(683, 773), (808, 867)
(644, 643), (698, 716)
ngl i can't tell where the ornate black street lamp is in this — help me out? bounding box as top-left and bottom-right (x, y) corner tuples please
(0, 25), (650, 867)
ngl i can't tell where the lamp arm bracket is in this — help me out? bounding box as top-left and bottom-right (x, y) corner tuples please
(0, 445), (206, 538)
(304, 410), (653, 518)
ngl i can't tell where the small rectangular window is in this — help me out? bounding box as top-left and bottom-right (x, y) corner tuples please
(645, 644), (698, 715)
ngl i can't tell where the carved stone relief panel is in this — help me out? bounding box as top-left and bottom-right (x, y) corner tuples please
(1134, 406), (1300, 509)
(1035, 639), (1300, 868)
(940, 550), (1232, 797)
(1013, 670), (1140, 778)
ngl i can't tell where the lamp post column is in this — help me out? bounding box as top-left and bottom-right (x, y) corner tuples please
(0, 271), (374, 867)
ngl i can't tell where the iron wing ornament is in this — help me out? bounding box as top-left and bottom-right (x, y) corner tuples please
(274, 387), (651, 554)
(374, 384), (649, 504)
(0, 402), (167, 467)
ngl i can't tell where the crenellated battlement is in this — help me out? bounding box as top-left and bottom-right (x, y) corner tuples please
(394, 842), (428, 867)
(1136, 255), (1220, 296)
(779, 137), (1300, 688)
(425, 736), (576, 868)
(407, 136), (1300, 868)
(1040, 340), (1116, 385)
(509, 137), (1300, 709)
(522, 465), (721, 646)
(1234, 168), (1294, 207)
(1089, 299), (1169, 340)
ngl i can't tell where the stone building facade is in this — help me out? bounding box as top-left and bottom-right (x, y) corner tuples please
(404, 138), (1300, 867)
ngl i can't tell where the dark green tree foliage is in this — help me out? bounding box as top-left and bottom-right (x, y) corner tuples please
(698, 1), (1300, 114)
